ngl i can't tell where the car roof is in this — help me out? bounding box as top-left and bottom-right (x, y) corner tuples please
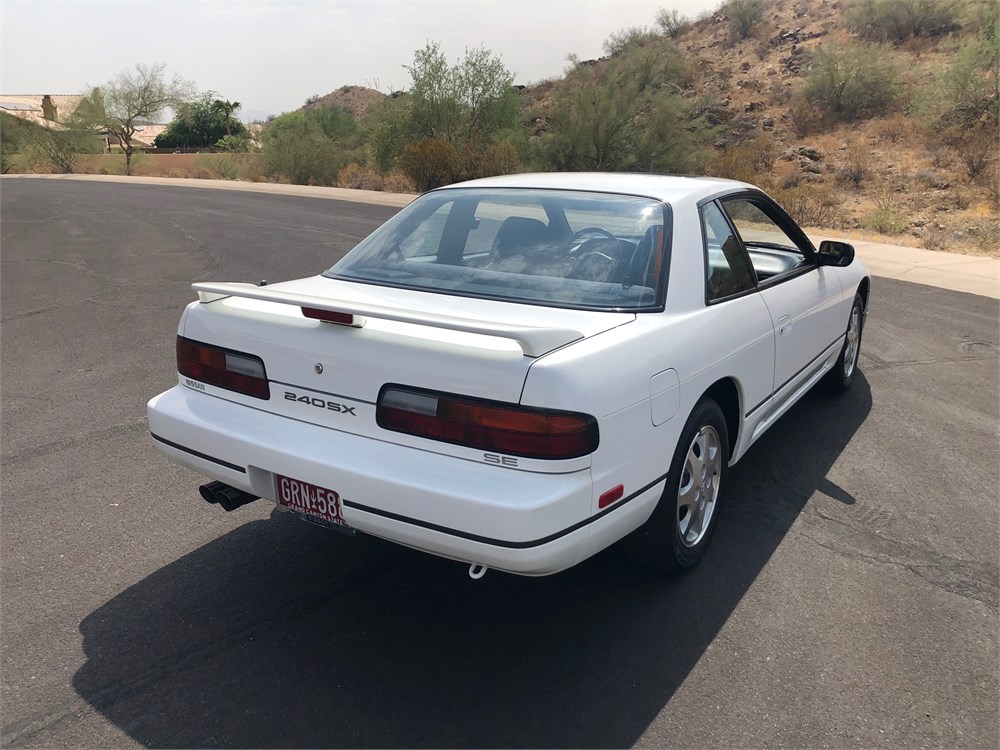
(439, 172), (755, 205)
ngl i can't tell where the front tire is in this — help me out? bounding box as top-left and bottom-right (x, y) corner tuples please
(824, 291), (864, 393)
(623, 398), (729, 574)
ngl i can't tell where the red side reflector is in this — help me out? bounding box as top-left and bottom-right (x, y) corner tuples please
(598, 484), (624, 509)
(302, 307), (355, 326)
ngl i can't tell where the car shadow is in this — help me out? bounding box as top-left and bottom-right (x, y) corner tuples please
(73, 375), (872, 748)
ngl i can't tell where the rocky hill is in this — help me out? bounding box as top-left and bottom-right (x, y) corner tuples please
(298, 0), (997, 255)
(300, 85), (386, 120)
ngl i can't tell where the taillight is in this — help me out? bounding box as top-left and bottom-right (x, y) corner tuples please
(377, 386), (598, 460)
(176, 337), (270, 399)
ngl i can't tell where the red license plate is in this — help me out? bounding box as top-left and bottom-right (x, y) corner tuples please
(275, 474), (349, 527)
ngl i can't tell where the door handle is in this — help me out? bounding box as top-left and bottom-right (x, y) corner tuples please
(778, 315), (791, 335)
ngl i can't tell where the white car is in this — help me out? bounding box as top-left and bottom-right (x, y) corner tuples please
(148, 173), (869, 577)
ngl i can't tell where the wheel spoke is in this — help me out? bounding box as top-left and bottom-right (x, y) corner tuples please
(686, 501), (702, 541)
(676, 424), (722, 548)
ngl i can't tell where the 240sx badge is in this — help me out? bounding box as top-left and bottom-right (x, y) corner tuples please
(284, 391), (357, 415)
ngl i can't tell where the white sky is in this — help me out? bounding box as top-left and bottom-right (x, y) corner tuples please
(0, 0), (720, 122)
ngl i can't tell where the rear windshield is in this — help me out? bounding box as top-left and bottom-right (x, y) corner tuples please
(325, 188), (670, 311)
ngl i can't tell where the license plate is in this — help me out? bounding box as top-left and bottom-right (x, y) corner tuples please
(275, 474), (349, 527)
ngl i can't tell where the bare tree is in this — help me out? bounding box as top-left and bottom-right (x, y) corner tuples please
(77, 63), (194, 175)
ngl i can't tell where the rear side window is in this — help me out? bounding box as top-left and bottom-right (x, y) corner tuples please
(326, 188), (670, 311)
(701, 201), (756, 302)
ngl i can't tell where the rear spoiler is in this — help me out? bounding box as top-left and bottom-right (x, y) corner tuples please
(191, 282), (584, 358)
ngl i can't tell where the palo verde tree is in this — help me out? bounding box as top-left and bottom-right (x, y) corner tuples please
(76, 63), (194, 174)
(0, 111), (101, 174)
(544, 45), (712, 173)
(371, 41), (520, 174)
(407, 42), (520, 145)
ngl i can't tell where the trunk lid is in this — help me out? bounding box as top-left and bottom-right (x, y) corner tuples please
(180, 275), (634, 440)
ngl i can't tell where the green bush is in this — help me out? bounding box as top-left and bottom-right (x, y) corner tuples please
(195, 154), (240, 180)
(155, 95), (250, 149)
(847, 0), (960, 42)
(863, 207), (908, 234)
(603, 26), (660, 56)
(215, 134), (258, 153)
(725, 0), (770, 40)
(397, 138), (460, 191)
(544, 47), (711, 173)
(261, 113), (340, 185)
(915, 19), (999, 177)
(655, 8), (692, 38)
(802, 44), (903, 125)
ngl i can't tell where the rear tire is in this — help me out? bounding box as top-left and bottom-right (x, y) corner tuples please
(623, 398), (729, 574)
(824, 292), (864, 393)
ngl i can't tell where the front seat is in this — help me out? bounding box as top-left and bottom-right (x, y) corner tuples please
(490, 217), (550, 260)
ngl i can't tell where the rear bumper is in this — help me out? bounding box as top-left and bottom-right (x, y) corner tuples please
(147, 386), (596, 575)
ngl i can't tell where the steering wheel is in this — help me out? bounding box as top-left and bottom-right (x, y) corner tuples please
(567, 226), (617, 252)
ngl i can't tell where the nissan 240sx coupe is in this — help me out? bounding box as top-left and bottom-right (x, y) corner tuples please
(147, 173), (869, 577)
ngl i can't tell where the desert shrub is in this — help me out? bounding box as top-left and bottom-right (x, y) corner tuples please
(724, 0), (770, 40)
(768, 184), (841, 226)
(915, 169), (951, 188)
(545, 47), (711, 173)
(382, 170), (417, 193)
(950, 124), (997, 178)
(337, 163), (383, 191)
(397, 138), (460, 191)
(603, 26), (660, 55)
(863, 207), (908, 233)
(708, 137), (778, 183)
(874, 113), (914, 143)
(983, 160), (1000, 205)
(839, 141), (870, 186)
(970, 220), (1000, 254)
(916, 15), (999, 178)
(367, 95), (413, 172)
(655, 8), (692, 38)
(215, 134), (258, 153)
(921, 226), (949, 250)
(847, 0), (960, 43)
(195, 155), (239, 180)
(0, 112), (101, 174)
(459, 138), (523, 180)
(870, 177), (903, 210)
(261, 113), (340, 185)
(788, 97), (826, 137)
(802, 44), (903, 124)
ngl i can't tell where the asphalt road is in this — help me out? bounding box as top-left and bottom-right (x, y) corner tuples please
(1, 180), (997, 749)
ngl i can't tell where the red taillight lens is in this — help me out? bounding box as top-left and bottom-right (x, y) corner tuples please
(176, 337), (270, 399)
(377, 386), (598, 460)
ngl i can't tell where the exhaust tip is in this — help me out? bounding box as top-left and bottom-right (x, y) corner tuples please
(199, 481), (224, 504)
(199, 481), (259, 512)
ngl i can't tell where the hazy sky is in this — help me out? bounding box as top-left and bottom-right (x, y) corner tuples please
(1, 0), (720, 121)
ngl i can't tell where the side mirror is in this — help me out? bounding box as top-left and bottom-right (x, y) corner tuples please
(816, 240), (855, 267)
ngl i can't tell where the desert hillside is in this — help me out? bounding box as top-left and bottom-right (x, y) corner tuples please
(508, 0), (997, 255)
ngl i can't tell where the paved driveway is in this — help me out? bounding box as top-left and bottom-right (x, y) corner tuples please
(1, 180), (997, 748)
